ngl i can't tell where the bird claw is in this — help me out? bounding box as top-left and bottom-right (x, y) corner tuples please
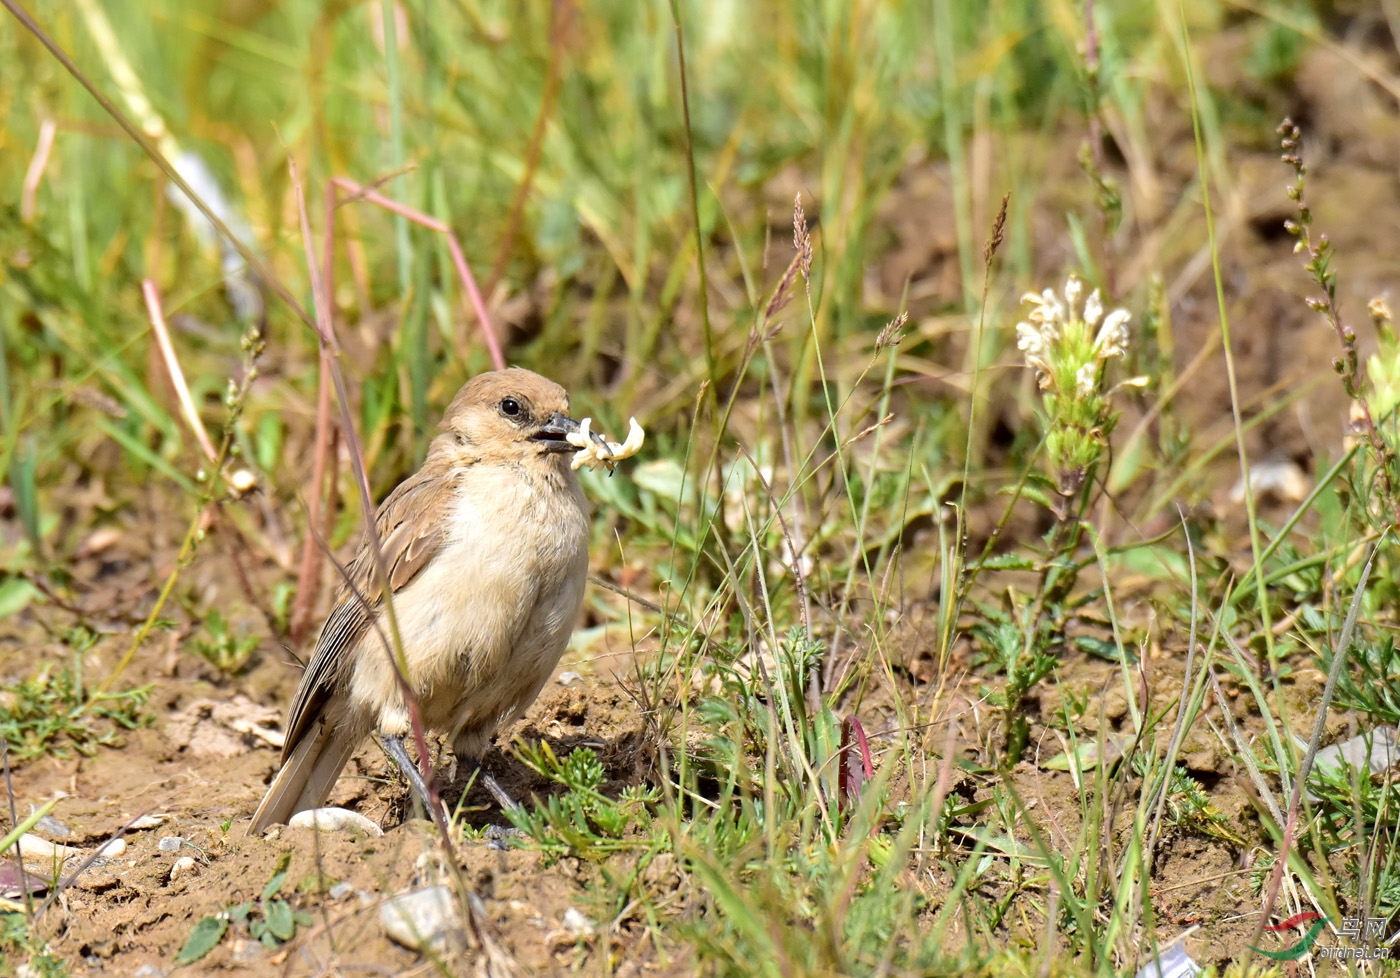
(567, 417), (644, 471)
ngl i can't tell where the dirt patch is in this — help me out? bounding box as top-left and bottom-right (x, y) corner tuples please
(5, 624), (660, 977)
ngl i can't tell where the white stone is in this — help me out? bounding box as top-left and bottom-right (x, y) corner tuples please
(562, 906), (595, 937)
(288, 807), (384, 836)
(1133, 941), (1200, 978)
(380, 885), (463, 953)
(32, 815), (71, 839)
(16, 834), (83, 864)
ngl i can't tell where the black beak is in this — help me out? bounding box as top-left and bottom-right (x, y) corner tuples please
(531, 411), (581, 454)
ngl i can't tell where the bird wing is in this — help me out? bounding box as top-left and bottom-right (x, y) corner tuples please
(279, 464), (457, 761)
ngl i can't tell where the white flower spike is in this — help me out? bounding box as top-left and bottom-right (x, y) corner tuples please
(1016, 273), (1131, 392)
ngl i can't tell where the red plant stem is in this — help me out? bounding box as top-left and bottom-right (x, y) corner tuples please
(330, 177), (505, 370)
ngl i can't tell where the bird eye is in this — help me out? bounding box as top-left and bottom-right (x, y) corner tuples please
(499, 397), (523, 419)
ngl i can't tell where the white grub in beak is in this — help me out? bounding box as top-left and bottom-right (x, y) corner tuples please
(566, 417), (645, 472)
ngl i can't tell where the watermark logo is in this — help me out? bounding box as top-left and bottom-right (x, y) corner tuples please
(1251, 913), (1393, 962)
(1250, 912), (1328, 961)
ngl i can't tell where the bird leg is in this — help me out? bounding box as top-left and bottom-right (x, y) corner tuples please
(462, 758), (523, 814)
(382, 734), (522, 820)
(380, 733), (440, 821)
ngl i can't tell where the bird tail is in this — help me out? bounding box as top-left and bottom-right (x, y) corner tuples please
(247, 722), (358, 835)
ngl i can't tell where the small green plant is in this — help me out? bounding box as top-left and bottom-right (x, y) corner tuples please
(1276, 756), (1400, 936)
(268, 581), (295, 636)
(1326, 638), (1400, 725)
(175, 854), (312, 965)
(1365, 299), (1400, 433)
(972, 616), (1057, 761)
(0, 912), (67, 977)
(980, 274), (1141, 758)
(191, 609), (259, 674)
(1133, 756), (1244, 847)
(0, 650), (152, 761)
(506, 742), (660, 862)
(1305, 639), (1400, 925)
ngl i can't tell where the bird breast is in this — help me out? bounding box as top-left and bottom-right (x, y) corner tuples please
(346, 464), (590, 739)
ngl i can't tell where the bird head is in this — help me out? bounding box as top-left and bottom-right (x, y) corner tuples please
(438, 368), (583, 465)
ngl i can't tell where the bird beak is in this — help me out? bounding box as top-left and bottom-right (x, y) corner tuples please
(531, 411), (582, 454)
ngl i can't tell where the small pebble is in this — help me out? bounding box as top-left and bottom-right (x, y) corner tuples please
(128, 814), (167, 830)
(482, 824), (522, 851)
(169, 856), (197, 881)
(562, 907), (595, 937)
(557, 671), (583, 686)
(482, 824), (521, 842)
(229, 937), (265, 965)
(157, 836), (184, 853)
(380, 885), (464, 953)
(96, 838), (127, 858)
(228, 468), (257, 494)
(32, 815), (72, 839)
(413, 849), (450, 884)
(1132, 942), (1200, 978)
(16, 834), (83, 863)
(329, 881), (355, 901)
(132, 966), (167, 978)
(1308, 726), (1399, 800)
(289, 807), (384, 836)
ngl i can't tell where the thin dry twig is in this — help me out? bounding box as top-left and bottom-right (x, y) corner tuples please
(142, 280), (219, 465)
(20, 117), (56, 224)
(290, 366), (337, 644)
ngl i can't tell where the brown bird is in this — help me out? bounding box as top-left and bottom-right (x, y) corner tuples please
(250, 368), (592, 833)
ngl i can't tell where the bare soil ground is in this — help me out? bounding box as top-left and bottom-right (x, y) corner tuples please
(7, 612), (657, 977)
